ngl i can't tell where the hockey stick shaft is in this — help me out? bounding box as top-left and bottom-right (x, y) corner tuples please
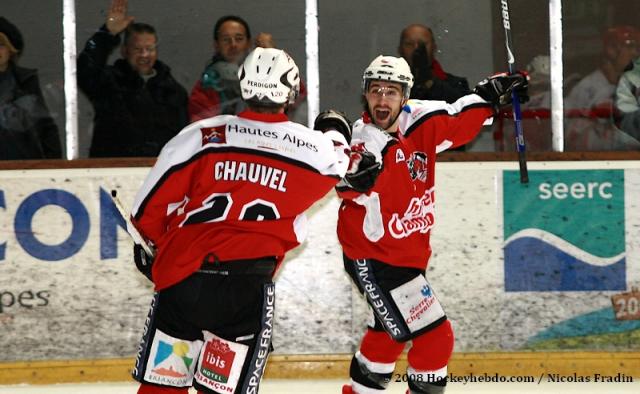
(500, 0), (529, 184)
(110, 190), (155, 257)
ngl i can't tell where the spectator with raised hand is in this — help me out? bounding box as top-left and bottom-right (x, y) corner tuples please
(0, 17), (62, 160)
(77, 0), (188, 158)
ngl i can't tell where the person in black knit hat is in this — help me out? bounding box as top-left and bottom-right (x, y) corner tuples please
(0, 16), (62, 160)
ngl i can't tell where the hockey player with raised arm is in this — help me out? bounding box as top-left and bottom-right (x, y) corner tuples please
(128, 47), (351, 394)
(339, 56), (527, 394)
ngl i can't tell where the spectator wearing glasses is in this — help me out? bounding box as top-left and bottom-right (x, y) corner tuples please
(77, 0), (188, 157)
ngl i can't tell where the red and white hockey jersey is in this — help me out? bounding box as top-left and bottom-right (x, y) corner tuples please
(337, 95), (493, 269)
(131, 110), (350, 290)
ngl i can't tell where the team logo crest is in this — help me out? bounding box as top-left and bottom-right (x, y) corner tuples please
(407, 151), (428, 182)
(201, 126), (226, 145)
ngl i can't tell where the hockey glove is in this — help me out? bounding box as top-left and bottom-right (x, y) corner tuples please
(473, 71), (529, 108)
(411, 41), (433, 89)
(314, 109), (352, 144)
(133, 243), (154, 281)
(344, 150), (382, 193)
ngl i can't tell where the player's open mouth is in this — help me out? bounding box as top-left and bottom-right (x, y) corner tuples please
(375, 109), (390, 120)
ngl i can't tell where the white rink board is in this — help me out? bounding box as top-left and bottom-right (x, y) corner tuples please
(1, 161), (639, 362)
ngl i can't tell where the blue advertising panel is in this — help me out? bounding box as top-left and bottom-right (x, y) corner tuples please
(503, 170), (625, 292)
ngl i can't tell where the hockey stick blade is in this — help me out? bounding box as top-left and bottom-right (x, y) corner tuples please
(501, 0), (529, 184)
(110, 190), (156, 257)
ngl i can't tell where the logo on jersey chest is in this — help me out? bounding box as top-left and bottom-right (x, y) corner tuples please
(388, 188), (435, 239)
(406, 151), (428, 182)
(201, 126), (227, 145)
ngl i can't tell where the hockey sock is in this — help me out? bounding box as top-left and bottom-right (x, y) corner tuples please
(360, 329), (405, 363)
(407, 320), (454, 372)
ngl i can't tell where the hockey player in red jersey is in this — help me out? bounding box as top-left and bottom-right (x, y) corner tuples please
(338, 56), (527, 394)
(128, 47), (352, 394)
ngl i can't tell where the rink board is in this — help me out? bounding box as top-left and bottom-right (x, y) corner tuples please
(1, 161), (640, 381)
(1, 352), (640, 384)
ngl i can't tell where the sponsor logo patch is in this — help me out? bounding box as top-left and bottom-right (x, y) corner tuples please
(390, 275), (445, 333)
(195, 332), (248, 393)
(144, 330), (201, 387)
(503, 170), (626, 291)
(201, 126), (226, 145)
(200, 338), (235, 383)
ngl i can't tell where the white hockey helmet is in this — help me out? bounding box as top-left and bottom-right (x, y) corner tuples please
(362, 55), (414, 98)
(238, 47), (300, 106)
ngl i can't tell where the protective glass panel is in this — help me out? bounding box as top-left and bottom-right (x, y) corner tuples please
(75, 0), (307, 158)
(1, 0), (66, 160)
(490, 0), (552, 152)
(563, 0), (640, 151)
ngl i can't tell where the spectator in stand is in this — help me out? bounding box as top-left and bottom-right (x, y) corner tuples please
(77, 0), (188, 158)
(398, 23), (471, 151)
(189, 15), (251, 120)
(189, 15), (307, 123)
(0, 17), (62, 160)
(398, 24), (470, 103)
(615, 53), (640, 144)
(564, 25), (640, 150)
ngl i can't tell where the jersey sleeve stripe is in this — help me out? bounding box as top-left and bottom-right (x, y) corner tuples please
(403, 102), (492, 138)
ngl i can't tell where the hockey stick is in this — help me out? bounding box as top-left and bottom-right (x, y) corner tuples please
(110, 190), (155, 257)
(500, 0), (529, 184)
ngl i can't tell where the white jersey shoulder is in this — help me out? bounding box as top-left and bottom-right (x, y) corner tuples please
(398, 94), (490, 134)
(351, 119), (395, 163)
(132, 115), (349, 214)
(160, 115), (348, 175)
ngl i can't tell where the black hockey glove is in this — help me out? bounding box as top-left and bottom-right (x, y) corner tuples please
(314, 109), (352, 144)
(473, 71), (529, 108)
(411, 41), (433, 88)
(344, 150), (382, 193)
(133, 243), (154, 281)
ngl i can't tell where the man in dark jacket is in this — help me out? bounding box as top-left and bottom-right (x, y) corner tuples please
(77, 0), (188, 158)
(398, 24), (471, 103)
(0, 17), (62, 160)
(398, 24), (472, 151)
